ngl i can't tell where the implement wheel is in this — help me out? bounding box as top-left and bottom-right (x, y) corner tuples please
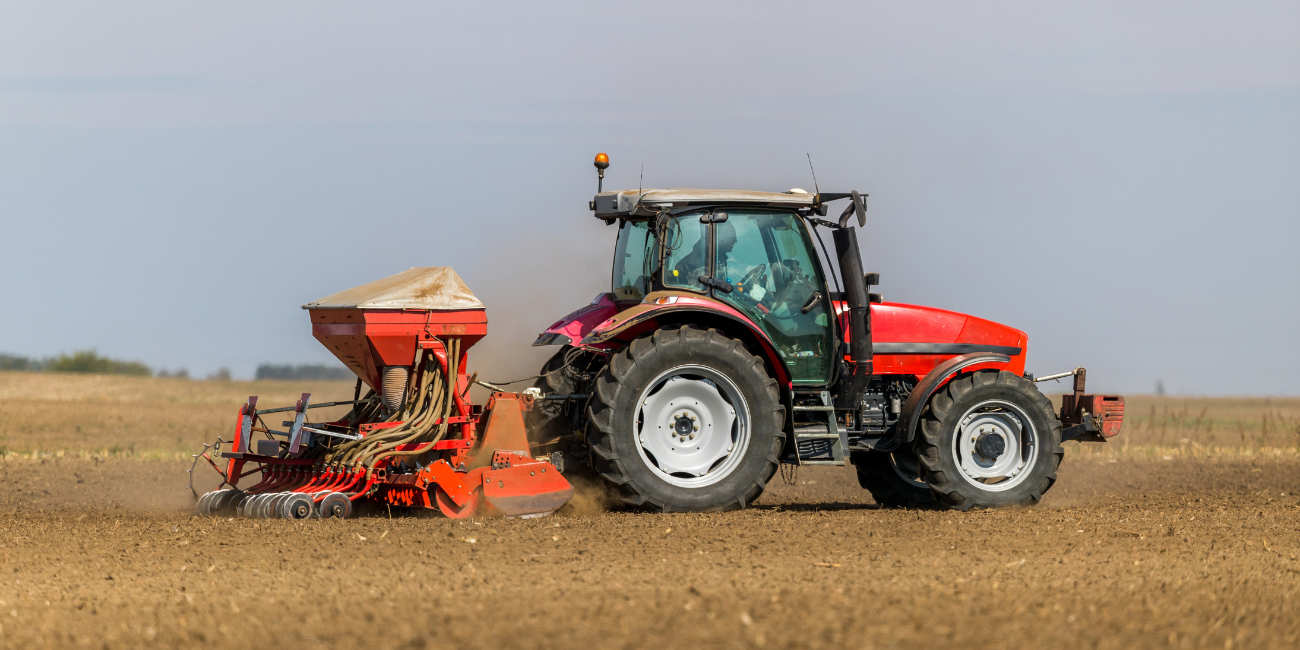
(280, 494), (315, 520)
(317, 492), (353, 519)
(915, 370), (1063, 510)
(586, 326), (785, 512)
(852, 449), (937, 509)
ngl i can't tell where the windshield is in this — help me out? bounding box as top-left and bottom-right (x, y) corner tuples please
(612, 220), (656, 301)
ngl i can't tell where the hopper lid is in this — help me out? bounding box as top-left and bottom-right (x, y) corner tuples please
(302, 267), (485, 311)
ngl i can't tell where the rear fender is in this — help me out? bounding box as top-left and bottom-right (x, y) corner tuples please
(893, 352), (1013, 447)
(579, 291), (792, 387)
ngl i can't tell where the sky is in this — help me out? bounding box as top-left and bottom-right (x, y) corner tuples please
(0, 1), (1296, 395)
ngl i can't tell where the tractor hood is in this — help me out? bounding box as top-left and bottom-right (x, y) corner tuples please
(840, 301), (1029, 377)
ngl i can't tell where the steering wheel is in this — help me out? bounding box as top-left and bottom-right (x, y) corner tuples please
(737, 264), (767, 292)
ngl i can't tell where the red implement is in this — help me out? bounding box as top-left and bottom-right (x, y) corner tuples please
(194, 267), (574, 519)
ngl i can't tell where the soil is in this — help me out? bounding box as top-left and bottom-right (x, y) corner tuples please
(0, 455), (1297, 649)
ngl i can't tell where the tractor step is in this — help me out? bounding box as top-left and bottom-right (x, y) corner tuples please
(790, 393), (847, 466)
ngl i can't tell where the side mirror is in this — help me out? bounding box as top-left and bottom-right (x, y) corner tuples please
(851, 190), (866, 228)
(863, 272), (880, 287)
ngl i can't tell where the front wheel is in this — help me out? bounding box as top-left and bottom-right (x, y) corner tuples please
(586, 326), (786, 512)
(915, 369), (1063, 510)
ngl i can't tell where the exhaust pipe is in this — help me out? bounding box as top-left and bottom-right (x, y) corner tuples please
(832, 227), (872, 409)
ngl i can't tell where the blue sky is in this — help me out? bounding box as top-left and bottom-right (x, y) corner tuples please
(0, 1), (1296, 395)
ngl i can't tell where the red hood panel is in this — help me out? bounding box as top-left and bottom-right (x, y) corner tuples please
(833, 302), (1026, 348)
(836, 301), (1028, 376)
(871, 303), (967, 343)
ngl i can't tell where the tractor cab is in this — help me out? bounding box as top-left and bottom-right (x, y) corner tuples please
(601, 189), (839, 385)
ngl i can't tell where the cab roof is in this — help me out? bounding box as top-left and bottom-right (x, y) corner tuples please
(593, 188), (815, 219)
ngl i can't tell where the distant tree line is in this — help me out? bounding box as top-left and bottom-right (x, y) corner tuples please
(0, 350), (151, 376)
(0, 350), (352, 382)
(254, 363), (354, 381)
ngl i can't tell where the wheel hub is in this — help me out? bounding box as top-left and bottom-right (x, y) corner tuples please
(975, 431), (1006, 459)
(673, 414), (697, 438)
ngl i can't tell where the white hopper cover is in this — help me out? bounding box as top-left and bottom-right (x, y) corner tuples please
(302, 267), (485, 311)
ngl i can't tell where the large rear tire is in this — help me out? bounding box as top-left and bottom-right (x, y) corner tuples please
(586, 326), (785, 512)
(915, 369), (1063, 510)
(852, 449), (937, 508)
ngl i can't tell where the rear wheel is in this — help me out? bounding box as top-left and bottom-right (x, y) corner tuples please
(915, 370), (1063, 510)
(586, 326), (785, 512)
(852, 449), (937, 508)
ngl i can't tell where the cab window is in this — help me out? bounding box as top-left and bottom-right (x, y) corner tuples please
(612, 220), (655, 301)
(662, 213), (708, 293)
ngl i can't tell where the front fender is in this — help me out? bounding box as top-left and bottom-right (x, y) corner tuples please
(893, 352), (1013, 446)
(579, 291), (793, 386)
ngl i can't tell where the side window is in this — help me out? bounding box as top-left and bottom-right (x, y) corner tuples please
(714, 211), (834, 384)
(612, 220), (655, 301)
(662, 213), (708, 292)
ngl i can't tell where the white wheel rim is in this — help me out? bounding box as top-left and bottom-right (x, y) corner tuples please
(634, 364), (751, 488)
(951, 399), (1038, 492)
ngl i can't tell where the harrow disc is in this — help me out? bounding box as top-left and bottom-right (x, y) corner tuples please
(251, 494), (275, 518)
(238, 494), (263, 518)
(212, 490), (241, 515)
(317, 492), (352, 519)
(264, 493), (288, 518)
(228, 492), (252, 516)
(199, 489), (235, 516)
(435, 486), (480, 519)
(280, 494), (315, 520)
(196, 491), (216, 516)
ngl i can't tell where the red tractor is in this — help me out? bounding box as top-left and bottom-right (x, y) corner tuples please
(190, 154), (1124, 519)
(524, 154), (1125, 512)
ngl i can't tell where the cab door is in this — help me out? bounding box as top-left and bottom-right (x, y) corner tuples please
(709, 210), (836, 386)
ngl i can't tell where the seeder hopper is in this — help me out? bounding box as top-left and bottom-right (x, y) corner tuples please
(191, 267), (574, 519)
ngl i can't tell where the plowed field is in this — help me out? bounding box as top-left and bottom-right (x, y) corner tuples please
(2, 454), (1297, 649)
